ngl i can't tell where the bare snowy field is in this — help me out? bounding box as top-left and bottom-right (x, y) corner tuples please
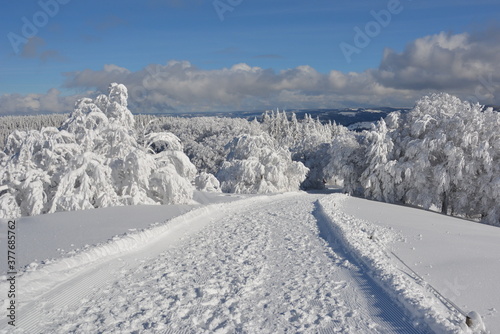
(1, 191), (498, 333)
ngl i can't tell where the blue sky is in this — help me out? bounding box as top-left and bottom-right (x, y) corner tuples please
(1, 0), (500, 114)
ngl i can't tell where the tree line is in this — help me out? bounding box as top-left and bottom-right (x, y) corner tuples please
(1, 85), (498, 225)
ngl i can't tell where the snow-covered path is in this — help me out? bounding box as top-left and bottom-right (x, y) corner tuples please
(4, 193), (433, 333)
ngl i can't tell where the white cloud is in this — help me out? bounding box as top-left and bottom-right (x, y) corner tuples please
(63, 64), (131, 92)
(373, 29), (500, 103)
(62, 61), (395, 112)
(2, 28), (499, 115)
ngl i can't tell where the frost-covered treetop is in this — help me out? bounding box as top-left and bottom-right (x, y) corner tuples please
(62, 83), (135, 138)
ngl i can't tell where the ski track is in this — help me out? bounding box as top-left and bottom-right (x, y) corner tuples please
(2, 193), (428, 333)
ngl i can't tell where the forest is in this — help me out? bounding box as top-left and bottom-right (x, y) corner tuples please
(1, 83), (498, 226)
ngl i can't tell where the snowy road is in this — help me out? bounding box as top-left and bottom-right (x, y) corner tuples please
(3, 193), (441, 333)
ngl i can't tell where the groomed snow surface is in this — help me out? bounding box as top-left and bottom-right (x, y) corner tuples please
(1, 191), (497, 333)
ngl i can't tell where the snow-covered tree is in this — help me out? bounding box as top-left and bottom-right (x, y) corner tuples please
(216, 134), (309, 194)
(0, 83), (196, 218)
(137, 109), (340, 190)
(359, 119), (399, 202)
(261, 109), (343, 189)
(194, 172), (221, 192)
(392, 94), (494, 217)
(0, 114), (67, 148)
(0, 186), (21, 218)
(148, 116), (262, 175)
(324, 129), (367, 195)
(358, 93), (500, 225)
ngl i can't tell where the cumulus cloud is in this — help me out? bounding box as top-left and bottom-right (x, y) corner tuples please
(60, 28), (500, 112)
(373, 29), (500, 103)
(3, 28), (499, 115)
(63, 64), (132, 92)
(60, 60), (424, 112)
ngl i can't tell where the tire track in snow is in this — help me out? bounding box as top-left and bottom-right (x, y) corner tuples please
(238, 198), (368, 333)
(13, 257), (127, 333)
(244, 196), (420, 333)
(314, 199), (435, 334)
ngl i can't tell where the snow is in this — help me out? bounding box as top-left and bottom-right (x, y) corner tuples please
(194, 172), (222, 193)
(0, 191), (238, 272)
(1, 204), (190, 272)
(339, 194), (500, 332)
(318, 195), (466, 333)
(467, 312), (486, 333)
(0, 192), (497, 333)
